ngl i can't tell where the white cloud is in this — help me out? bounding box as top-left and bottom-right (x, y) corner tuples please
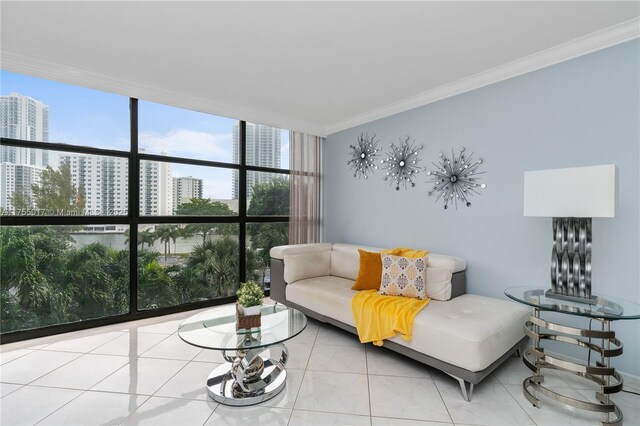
(139, 129), (232, 161)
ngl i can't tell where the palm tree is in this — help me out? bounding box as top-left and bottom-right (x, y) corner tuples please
(154, 225), (175, 263)
(139, 229), (157, 249)
(188, 237), (240, 297)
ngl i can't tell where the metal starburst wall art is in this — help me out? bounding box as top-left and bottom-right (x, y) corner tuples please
(380, 136), (425, 190)
(426, 147), (486, 209)
(347, 133), (381, 179)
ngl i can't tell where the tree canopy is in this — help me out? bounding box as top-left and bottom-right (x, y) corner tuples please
(247, 178), (289, 216)
(31, 162), (85, 214)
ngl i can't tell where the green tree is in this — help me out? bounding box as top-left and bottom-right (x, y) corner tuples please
(187, 237), (241, 298)
(31, 162), (85, 214)
(154, 225), (180, 263)
(246, 177), (290, 285)
(137, 249), (178, 309)
(176, 199), (236, 243)
(9, 191), (31, 211)
(247, 178), (289, 216)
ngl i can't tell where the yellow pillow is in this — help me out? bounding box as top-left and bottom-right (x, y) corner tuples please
(352, 249), (383, 290)
(384, 247), (429, 258)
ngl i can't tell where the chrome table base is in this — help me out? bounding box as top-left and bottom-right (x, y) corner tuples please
(206, 342), (289, 406)
(523, 308), (624, 425)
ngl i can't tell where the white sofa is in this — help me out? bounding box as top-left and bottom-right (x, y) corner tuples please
(270, 243), (530, 401)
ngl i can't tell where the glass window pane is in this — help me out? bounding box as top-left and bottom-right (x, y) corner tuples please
(1, 70), (129, 150)
(137, 223), (240, 310)
(247, 172), (289, 216)
(138, 100), (237, 164)
(246, 222), (288, 290)
(139, 160), (238, 216)
(0, 148), (128, 216)
(0, 225), (129, 332)
(244, 123), (288, 170)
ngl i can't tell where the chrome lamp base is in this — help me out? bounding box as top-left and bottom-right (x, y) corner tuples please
(550, 217), (594, 302)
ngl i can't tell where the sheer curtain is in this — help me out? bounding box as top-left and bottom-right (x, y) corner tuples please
(289, 131), (322, 244)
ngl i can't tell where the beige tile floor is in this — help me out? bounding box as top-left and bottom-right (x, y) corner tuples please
(1, 304), (639, 426)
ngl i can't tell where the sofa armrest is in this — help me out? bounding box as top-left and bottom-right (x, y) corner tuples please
(270, 243), (332, 260)
(270, 257), (287, 304)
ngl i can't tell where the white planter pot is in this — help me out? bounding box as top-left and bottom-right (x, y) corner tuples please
(239, 305), (261, 316)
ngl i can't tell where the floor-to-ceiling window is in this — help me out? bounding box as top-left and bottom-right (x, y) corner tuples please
(0, 71), (289, 341)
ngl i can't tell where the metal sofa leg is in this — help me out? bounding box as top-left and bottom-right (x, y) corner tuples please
(446, 373), (474, 402)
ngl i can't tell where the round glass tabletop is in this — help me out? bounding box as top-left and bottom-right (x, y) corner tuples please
(178, 303), (307, 351)
(504, 286), (640, 320)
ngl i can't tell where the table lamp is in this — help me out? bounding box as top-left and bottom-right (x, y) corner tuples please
(524, 164), (616, 304)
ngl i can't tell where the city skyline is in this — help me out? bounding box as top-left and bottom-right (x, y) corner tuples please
(1, 71), (289, 201)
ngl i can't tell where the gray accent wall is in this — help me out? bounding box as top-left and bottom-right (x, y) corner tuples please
(323, 40), (640, 376)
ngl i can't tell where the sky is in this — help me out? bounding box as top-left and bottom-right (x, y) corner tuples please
(1, 70), (289, 200)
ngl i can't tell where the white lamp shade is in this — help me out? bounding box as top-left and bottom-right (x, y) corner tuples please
(524, 164), (616, 217)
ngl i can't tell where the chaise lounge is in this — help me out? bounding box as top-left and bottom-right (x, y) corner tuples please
(270, 242), (530, 401)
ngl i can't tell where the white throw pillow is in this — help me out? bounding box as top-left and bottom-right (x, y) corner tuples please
(283, 251), (331, 283)
(379, 254), (428, 300)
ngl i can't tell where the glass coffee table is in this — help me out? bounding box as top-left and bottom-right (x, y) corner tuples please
(178, 303), (307, 406)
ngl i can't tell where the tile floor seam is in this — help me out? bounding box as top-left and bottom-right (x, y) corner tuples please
(288, 321), (319, 416)
(0, 350), (34, 366)
(364, 343), (373, 423)
(115, 394), (155, 426)
(32, 387), (90, 425)
(501, 378), (539, 426)
(0, 382), (25, 398)
(148, 357), (197, 400)
(18, 351), (84, 386)
(431, 373), (457, 425)
(90, 331), (172, 357)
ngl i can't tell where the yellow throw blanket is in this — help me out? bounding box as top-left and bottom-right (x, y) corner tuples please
(351, 289), (430, 346)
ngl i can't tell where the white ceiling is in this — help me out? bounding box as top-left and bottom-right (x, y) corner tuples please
(1, 1), (639, 137)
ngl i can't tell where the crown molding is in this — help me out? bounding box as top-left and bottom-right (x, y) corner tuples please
(0, 50), (327, 137)
(325, 17), (640, 136)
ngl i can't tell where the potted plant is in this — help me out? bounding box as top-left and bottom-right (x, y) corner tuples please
(236, 281), (264, 316)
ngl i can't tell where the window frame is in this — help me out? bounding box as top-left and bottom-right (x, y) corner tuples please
(0, 98), (289, 343)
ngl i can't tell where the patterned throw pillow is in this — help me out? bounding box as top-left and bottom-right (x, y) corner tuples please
(379, 254), (428, 299)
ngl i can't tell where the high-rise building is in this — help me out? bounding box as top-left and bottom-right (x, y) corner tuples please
(232, 123), (282, 199)
(0, 163), (44, 212)
(0, 93), (50, 212)
(173, 176), (203, 208)
(60, 154), (128, 215)
(0, 92), (49, 167)
(140, 160), (173, 216)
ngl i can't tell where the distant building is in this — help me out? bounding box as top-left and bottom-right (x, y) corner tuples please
(0, 93), (50, 211)
(0, 92), (49, 167)
(140, 159), (173, 216)
(173, 176), (203, 208)
(0, 163), (44, 211)
(232, 123), (282, 199)
(60, 154), (128, 215)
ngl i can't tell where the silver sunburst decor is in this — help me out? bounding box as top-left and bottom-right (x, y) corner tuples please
(380, 136), (425, 191)
(347, 133), (381, 179)
(427, 147), (486, 209)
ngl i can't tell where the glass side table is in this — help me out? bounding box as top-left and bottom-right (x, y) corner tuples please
(505, 287), (640, 426)
(178, 303), (307, 406)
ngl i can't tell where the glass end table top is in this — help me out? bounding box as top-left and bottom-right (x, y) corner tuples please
(504, 286), (640, 320)
(178, 303), (307, 351)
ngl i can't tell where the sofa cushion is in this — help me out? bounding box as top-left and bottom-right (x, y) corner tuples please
(379, 254), (428, 299)
(352, 249), (384, 291)
(287, 276), (356, 326)
(283, 251), (331, 283)
(429, 253), (466, 273)
(330, 243), (384, 280)
(424, 267), (453, 301)
(286, 278), (528, 372)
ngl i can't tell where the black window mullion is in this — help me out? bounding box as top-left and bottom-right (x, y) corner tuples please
(239, 121), (247, 283)
(129, 98), (139, 315)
